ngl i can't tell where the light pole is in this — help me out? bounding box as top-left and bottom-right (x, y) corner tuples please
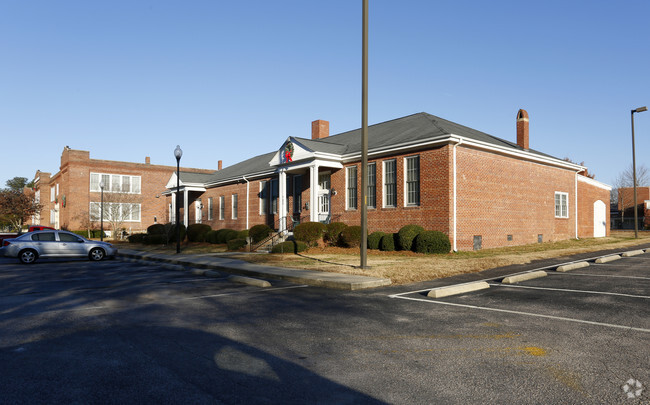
(359, 0), (369, 269)
(99, 180), (104, 241)
(174, 145), (183, 253)
(631, 106), (647, 238)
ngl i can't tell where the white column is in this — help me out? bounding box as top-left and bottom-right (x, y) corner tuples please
(278, 169), (287, 231)
(183, 189), (189, 225)
(310, 165), (319, 222)
(171, 192), (176, 223)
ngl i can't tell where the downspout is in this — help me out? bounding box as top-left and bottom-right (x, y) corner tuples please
(243, 175), (250, 230)
(452, 137), (463, 252)
(575, 171), (579, 239)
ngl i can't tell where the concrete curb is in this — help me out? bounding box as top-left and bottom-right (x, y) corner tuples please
(622, 250), (645, 257)
(228, 275), (272, 288)
(556, 261), (589, 272)
(502, 271), (547, 284)
(427, 281), (490, 298)
(594, 255), (621, 264)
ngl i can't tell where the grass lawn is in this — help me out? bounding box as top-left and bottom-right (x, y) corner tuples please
(116, 231), (650, 285)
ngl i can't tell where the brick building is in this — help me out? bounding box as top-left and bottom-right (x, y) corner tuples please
(167, 110), (611, 251)
(31, 147), (212, 235)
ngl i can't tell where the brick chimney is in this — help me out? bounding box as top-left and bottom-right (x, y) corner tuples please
(516, 109), (529, 150)
(145, 156), (151, 164)
(312, 120), (329, 140)
(218, 160), (223, 170)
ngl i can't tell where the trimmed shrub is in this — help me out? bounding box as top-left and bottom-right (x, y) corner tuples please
(147, 224), (166, 235)
(249, 224), (273, 244)
(368, 231), (386, 250)
(165, 223), (186, 243)
(205, 230), (220, 244)
(340, 225), (363, 248)
(380, 233), (396, 251)
(414, 231), (451, 254)
(271, 240), (308, 254)
(187, 223), (212, 242)
(144, 234), (166, 245)
(397, 224), (424, 251)
(293, 222), (326, 247)
(223, 229), (239, 243)
(127, 233), (146, 243)
(324, 222), (348, 246)
(227, 238), (248, 251)
(237, 229), (249, 240)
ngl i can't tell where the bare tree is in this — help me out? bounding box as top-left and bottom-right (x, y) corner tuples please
(91, 192), (141, 240)
(614, 163), (650, 227)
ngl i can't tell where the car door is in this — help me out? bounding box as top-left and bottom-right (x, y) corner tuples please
(57, 232), (87, 257)
(30, 232), (58, 256)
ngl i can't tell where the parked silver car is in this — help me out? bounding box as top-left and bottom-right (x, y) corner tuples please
(1, 230), (118, 264)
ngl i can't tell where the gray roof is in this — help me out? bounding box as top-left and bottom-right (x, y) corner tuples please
(179, 112), (560, 186)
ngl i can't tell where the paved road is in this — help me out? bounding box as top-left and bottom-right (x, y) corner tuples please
(0, 253), (648, 404)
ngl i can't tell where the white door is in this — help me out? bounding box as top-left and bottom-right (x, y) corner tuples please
(195, 200), (202, 224)
(593, 200), (606, 237)
(318, 173), (331, 222)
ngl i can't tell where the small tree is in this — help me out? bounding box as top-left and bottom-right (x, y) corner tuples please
(0, 189), (42, 231)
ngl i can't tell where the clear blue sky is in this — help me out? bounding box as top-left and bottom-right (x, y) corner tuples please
(2, 0), (649, 189)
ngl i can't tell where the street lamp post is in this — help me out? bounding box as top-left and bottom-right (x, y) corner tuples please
(174, 145), (183, 253)
(631, 106), (647, 239)
(359, 0), (369, 269)
(99, 180), (104, 241)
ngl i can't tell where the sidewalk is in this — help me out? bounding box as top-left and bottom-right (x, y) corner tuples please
(118, 249), (392, 290)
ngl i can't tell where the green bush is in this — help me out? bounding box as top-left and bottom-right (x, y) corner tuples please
(147, 224), (166, 235)
(187, 223), (212, 242)
(397, 224), (424, 251)
(144, 234), (166, 245)
(165, 223), (186, 243)
(249, 224), (273, 243)
(127, 233), (146, 243)
(324, 222), (348, 246)
(271, 240), (308, 254)
(205, 230), (220, 244)
(237, 229), (249, 239)
(340, 225), (363, 248)
(223, 229), (239, 243)
(227, 238), (248, 251)
(368, 231), (386, 250)
(72, 230), (106, 239)
(293, 222), (326, 246)
(380, 233), (397, 251)
(414, 231), (451, 254)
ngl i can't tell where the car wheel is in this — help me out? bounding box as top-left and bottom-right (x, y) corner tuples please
(89, 247), (105, 261)
(19, 249), (37, 264)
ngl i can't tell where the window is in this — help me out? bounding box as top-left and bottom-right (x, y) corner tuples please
(59, 233), (83, 242)
(383, 160), (397, 207)
(405, 156), (420, 206)
(270, 179), (278, 214)
(346, 166), (357, 210)
(555, 192), (569, 218)
(219, 196), (225, 220)
(207, 197), (213, 220)
(50, 209), (55, 224)
(367, 163), (376, 209)
(260, 181), (268, 215)
(50, 186), (56, 202)
(232, 194), (238, 219)
(293, 175), (302, 213)
(90, 173), (141, 194)
(89, 202), (141, 222)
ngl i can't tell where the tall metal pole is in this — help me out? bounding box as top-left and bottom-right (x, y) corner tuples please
(176, 156), (181, 253)
(632, 110), (639, 239)
(360, 0), (369, 269)
(100, 183), (104, 241)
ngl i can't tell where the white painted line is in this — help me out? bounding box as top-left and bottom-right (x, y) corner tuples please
(556, 261), (589, 272)
(179, 284), (309, 301)
(391, 295), (650, 333)
(427, 281), (489, 298)
(487, 283), (650, 299)
(547, 273), (650, 280)
(502, 271), (547, 284)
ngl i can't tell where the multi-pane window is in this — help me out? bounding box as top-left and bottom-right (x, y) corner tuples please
(260, 181), (268, 215)
(367, 163), (376, 209)
(270, 179), (278, 214)
(89, 202), (141, 222)
(90, 173), (141, 194)
(219, 196), (225, 220)
(50, 186), (56, 202)
(555, 192), (568, 218)
(293, 175), (302, 213)
(232, 194), (238, 219)
(405, 156), (420, 206)
(347, 166), (357, 210)
(207, 197), (213, 220)
(383, 160), (397, 207)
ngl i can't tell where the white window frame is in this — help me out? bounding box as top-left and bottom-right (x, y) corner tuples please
(555, 192), (569, 218)
(232, 194), (238, 219)
(367, 162), (376, 209)
(89, 202), (141, 222)
(90, 172), (141, 194)
(383, 159), (397, 208)
(50, 186), (56, 202)
(207, 197), (213, 220)
(219, 196), (225, 220)
(404, 155), (420, 207)
(346, 166), (358, 210)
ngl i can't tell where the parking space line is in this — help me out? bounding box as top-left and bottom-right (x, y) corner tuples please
(486, 283), (650, 299)
(546, 273), (650, 280)
(391, 295), (650, 333)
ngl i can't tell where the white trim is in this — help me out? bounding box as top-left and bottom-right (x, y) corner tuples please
(452, 138), (462, 252)
(555, 191), (569, 219)
(577, 175), (612, 191)
(382, 159), (397, 208)
(345, 166), (358, 210)
(403, 155), (420, 207)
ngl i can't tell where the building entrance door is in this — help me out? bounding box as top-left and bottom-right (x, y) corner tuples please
(594, 200), (606, 237)
(318, 172), (331, 223)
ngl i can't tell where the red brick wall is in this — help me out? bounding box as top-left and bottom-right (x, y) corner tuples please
(618, 187), (650, 211)
(577, 178), (611, 238)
